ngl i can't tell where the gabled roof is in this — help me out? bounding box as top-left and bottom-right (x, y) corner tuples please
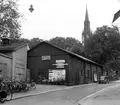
(28, 41), (102, 67)
(0, 53), (12, 59)
(0, 42), (28, 53)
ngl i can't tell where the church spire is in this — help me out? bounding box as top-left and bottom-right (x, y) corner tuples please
(82, 4), (91, 46)
(85, 4), (89, 21)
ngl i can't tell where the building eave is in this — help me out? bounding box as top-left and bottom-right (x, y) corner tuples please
(28, 41), (103, 67)
(0, 53), (12, 59)
(14, 43), (29, 51)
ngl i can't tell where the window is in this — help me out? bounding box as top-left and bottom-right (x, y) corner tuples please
(38, 71), (45, 79)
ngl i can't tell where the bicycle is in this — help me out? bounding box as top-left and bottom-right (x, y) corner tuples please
(28, 80), (36, 91)
(0, 82), (13, 103)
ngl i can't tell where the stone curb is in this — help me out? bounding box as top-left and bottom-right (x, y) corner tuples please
(77, 83), (120, 105)
(12, 83), (96, 100)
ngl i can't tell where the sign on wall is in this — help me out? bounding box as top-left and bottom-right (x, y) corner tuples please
(48, 69), (66, 82)
(41, 55), (51, 60)
(56, 60), (65, 63)
(52, 60), (68, 68)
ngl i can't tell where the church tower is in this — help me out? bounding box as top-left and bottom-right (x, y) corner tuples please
(82, 5), (91, 46)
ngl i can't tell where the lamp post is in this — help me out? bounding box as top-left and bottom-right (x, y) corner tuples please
(29, 4), (34, 13)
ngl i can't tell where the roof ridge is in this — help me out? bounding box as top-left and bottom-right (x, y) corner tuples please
(28, 41), (102, 66)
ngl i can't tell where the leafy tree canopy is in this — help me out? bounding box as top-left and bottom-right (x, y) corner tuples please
(14, 37), (43, 49)
(0, 0), (22, 39)
(70, 42), (84, 56)
(84, 25), (120, 71)
(49, 36), (82, 51)
(29, 38), (43, 49)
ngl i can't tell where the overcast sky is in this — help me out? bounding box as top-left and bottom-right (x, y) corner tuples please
(18, 0), (120, 42)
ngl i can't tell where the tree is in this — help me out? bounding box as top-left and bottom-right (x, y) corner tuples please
(84, 25), (120, 72)
(29, 38), (43, 49)
(70, 43), (85, 56)
(49, 36), (82, 51)
(49, 37), (67, 49)
(0, 0), (22, 39)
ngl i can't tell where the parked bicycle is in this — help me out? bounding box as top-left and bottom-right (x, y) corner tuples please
(10, 79), (29, 93)
(0, 80), (13, 103)
(29, 80), (36, 90)
(0, 78), (37, 103)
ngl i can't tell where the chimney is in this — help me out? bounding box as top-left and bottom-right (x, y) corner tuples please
(1, 38), (11, 46)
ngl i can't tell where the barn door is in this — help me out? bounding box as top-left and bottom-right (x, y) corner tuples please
(79, 70), (84, 84)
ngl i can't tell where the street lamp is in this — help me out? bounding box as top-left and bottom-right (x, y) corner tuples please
(29, 4), (34, 13)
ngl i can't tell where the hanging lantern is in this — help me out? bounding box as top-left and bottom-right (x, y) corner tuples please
(29, 4), (34, 12)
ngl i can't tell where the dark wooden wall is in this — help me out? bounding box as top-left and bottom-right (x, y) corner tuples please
(27, 42), (103, 85)
(27, 43), (69, 82)
(68, 56), (85, 85)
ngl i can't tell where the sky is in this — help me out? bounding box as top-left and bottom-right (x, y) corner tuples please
(18, 0), (120, 42)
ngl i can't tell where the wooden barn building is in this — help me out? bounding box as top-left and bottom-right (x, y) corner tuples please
(27, 41), (103, 85)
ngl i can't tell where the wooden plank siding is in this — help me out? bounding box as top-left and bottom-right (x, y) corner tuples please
(27, 42), (103, 85)
(68, 56), (84, 85)
(0, 54), (12, 80)
(28, 42), (70, 83)
(12, 45), (28, 81)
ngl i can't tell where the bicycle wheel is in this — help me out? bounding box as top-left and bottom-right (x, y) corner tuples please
(0, 91), (7, 103)
(0, 98), (6, 103)
(6, 94), (12, 101)
(31, 82), (36, 90)
(22, 84), (29, 92)
(6, 91), (13, 101)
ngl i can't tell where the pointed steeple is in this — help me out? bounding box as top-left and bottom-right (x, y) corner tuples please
(82, 4), (91, 46)
(85, 4), (89, 21)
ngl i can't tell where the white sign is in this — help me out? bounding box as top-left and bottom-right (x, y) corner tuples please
(41, 55), (51, 60)
(52, 59), (68, 68)
(49, 69), (66, 82)
(56, 60), (65, 63)
(53, 63), (68, 68)
(53, 63), (68, 66)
